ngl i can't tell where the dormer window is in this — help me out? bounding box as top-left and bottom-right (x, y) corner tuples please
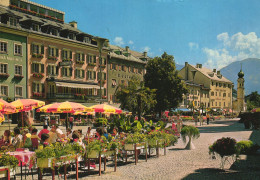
(84, 37), (91, 43)
(68, 33), (74, 40)
(9, 17), (17, 26)
(50, 28), (58, 36)
(32, 24), (39, 31)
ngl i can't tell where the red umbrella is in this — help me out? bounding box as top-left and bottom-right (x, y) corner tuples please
(0, 99), (16, 114)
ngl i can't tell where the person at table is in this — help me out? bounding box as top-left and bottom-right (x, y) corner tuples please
(48, 125), (62, 144)
(72, 132), (85, 148)
(31, 128), (40, 149)
(12, 128), (22, 149)
(66, 128), (73, 139)
(86, 127), (92, 138)
(55, 125), (65, 138)
(103, 128), (109, 139)
(3, 130), (12, 145)
(69, 116), (74, 129)
(40, 133), (50, 147)
(38, 125), (49, 139)
(112, 127), (119, 138)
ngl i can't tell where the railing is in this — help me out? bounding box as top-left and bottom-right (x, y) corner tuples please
(47, 93), (99, 100)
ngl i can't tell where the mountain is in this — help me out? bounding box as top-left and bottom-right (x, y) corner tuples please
(220, 58), (260, 95)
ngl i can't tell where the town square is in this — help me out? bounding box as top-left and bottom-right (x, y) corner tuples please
(0, 0), (260, 179)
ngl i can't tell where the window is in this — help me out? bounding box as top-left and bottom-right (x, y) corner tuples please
(138, 68), (142, 74)
(62, 49), (72, 61)
(15, 65), (22, 75)
(0, 85), (8, 96)
(219, 83), (222, 87)
(9, 17), (17, 26)
(212, 102), (213, 106)
(68, 33), (74, 40)
(100, 57), (106, 65)
(228, 93), (231, 97)
(61, 67), (72, 77)
(15, 86), (22, 96)
(224, 102), (226, 107)
(211, 82), (214, 86)
(0, 63), (7, 74)
(87, 55), (96, 64)
(219, 92), (221, 96)
(0, 42), (7, 53)
(20, 1), (27, 10)
(216, 83), (218, 87)
(30, 4), (38, 13)
(32, 82), (44, 93)
(14, 44), (22, 55)
(84, 37), (91, 43)
(47, 64), (58, 76)
(32, 24), (39, 31)
(48, 47), (59, 57)
(223, 93), (226, 97)
(87, 71), (96, 80)
(50, 28), (58, 36)
(31, 63), (44, 73)
(211, 92), (214, 96)
(219, 102), (221, 106)
(215, 102), (217, 106)
(75, 69), (84, 78)
(76, 53), (84, 62)
(32, 43), (44, 55)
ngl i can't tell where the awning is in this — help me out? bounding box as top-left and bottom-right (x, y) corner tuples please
(55, 82), (103, 89)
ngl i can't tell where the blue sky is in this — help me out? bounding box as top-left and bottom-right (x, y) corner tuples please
(31, 0), (260, 69)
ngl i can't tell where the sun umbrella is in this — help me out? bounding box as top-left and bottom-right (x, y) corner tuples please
(38, 101), (92, 113)
(0, 113), (5, 123)
(73, 111), (94, 115)
(252, 107), (260, 112)
(11, 99), (45, 112)
(0, 99), (16, 114)
(89, 104), (122, 114)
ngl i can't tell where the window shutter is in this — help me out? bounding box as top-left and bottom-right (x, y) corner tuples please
(61, 67), (64, 76)
(82, 70), (85, 78)
(32, 82), (35, 92)
(41, 45), (44, 55)
(104, 58), (106, 65)
(31, 44), (34, 54)
(94, 71), (96, 79)
(31, 64), (35, 73)
(70, 51), (72, 59)
(93, 56), (96, 63)
(61, 50), (64, 59)
(104, 73), (106, 80)
(42, 84), (45, 93)
(74, 69), (77, 77)
(56, 48), (59, 57)
(69, 68), (72, 76)
(87, 71), (89, 80)
(82, 54), (85, 62)
(56, 66), (59, 75)
(48, 47), (51, 56)
(41, 64), (44, 73)
(47, 65), (50, 74)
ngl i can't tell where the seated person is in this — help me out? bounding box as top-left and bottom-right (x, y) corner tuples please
(66, 128), (73, 139)
(48, 125), (62, 144)
(38, 125), (49, 139)
(31, 128), (40, 149)
(12, 128), (22, 149)
(3, 130), (11, 145)
(40, 133), (50, 147)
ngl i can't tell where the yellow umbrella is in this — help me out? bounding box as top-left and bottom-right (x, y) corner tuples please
(89, 104), (122, 114)
(0, 113), (5, 123)
(11, 99), (45, 112)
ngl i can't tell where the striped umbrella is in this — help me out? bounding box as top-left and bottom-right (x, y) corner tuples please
(0, 113), (5, 123)
(11, 99), (45, 112)
(0, 99), (16, 114)
(89, 104), (122, 114)
(38, 101), (92, 113)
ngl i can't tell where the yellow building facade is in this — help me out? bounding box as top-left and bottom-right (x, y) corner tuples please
(178, 62), (233, 110)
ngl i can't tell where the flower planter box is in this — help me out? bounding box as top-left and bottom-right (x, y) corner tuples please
(87, 151), (100, 158)
(37, 158), (54, 168)
(124, 144), (135, 151)
(136, 142), (147, 149)
(102, 150), (115, 157)
(0, 166), (15, 178)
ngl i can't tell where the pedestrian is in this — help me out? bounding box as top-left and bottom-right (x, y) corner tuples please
(176, 114), (183, 135)
(69, 116), (74, 129)
(199, 114), (203, 126)
(206, 114), (210, 125)
(194, 113), (198, 126)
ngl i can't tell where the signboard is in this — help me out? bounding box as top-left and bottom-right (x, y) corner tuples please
(59, 61), (72, 66)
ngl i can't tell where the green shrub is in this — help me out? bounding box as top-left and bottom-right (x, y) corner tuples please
(236, 140), (260, 155)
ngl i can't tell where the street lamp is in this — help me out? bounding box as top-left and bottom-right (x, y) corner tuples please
(191, 70), (197, 124)
(93, 37), (109, 104)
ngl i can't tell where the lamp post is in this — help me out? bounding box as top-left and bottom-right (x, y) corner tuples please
(191, 70), (197, 124)
(93, 37), (108, 104)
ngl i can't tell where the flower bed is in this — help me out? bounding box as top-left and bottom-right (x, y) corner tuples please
(32, 73), (44, 78)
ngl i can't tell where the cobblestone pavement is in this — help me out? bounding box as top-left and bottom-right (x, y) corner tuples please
(12, 118), (260, 180)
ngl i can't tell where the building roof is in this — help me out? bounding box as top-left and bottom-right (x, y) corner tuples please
(190, 64), (232, 83)
(109, 45), (147, 64)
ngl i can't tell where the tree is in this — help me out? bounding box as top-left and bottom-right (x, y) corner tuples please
(144, 52), (188, 116)
(115, 76), (156, 121)
(181, 125), (200, 150)
(245, 91), (260, 111)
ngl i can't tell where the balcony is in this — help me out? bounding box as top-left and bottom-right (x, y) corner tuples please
(32, 73), (44, 78)
(47, 93), (99, 102)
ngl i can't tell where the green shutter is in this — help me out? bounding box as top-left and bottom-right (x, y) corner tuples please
(47, 65), (50, 74)
(75, 69), (77, 77)
(62, 50), (64, 59)
(42, 84), (45, 93)
(32, 82), (35, 92)
(70, 68), (72, 76)
(61, 67), (64, 76)
(31, 64), (35, 73)
(104, 58), (106, 65)
(31, 44), (34, 54)
(82, 54), (85, 62)
(56, 66), (59, 75)
(93, 56), (96, 63)
(104, 73), (106, 80)
(48, 47), (51, 56)
(94, 71), (96, 79)
(41, 45), (44, 55)
(82, 70), (85, 78)
(41, 64), (44, 73)
(56, 48), (59, 57)
(70, 51), (72, 59)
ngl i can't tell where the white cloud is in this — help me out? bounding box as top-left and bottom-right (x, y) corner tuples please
(203, 32), (260, 69)
(188, 42), (199, 50)
(128, 40), (134, 45)
(142, 46), (151, 52)
(114, 37), (124, 46)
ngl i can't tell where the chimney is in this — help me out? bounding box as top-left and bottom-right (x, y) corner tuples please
(143, 51), (147, 57)
(185, 62), (188, 67)
(125, 46), (129, 52)
(213, 69), (216, 73)
(69, 21), (77, 29)
(217, 71), (220, 75)
(196, 63), (199, 68)
(199, 64), (202, 68)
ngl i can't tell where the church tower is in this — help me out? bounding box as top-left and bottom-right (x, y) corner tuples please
(237, 65), (245, 112)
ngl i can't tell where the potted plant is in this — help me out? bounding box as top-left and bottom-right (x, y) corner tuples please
(0, 154), (19, 178)
(235, 140), (260, 155)
(86, 140), (102, 158)
(35, 146), (56, 168)
(181, 125), (200, 150)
